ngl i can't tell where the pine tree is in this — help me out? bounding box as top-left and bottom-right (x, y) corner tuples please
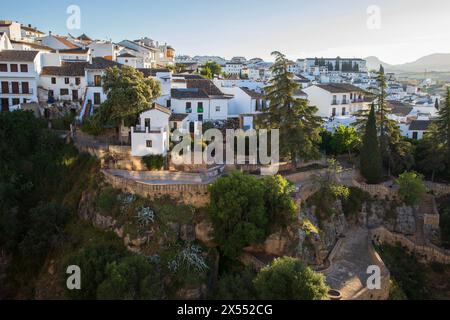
(357, 65), (413, 176)
(257, 51), (323, 166)
(360, 103), (382, 184)
(435, 88), (450, 163)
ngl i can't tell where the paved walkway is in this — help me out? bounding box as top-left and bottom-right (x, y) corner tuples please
(324, 228), (373, 300)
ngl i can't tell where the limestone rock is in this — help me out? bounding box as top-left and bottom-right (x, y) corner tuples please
(195, 221), (217, 247)
(394, 206), (415, 235)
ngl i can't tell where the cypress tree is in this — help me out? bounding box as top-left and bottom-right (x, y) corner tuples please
(360, 103), (382, 184)
(435, 88), (450, 164)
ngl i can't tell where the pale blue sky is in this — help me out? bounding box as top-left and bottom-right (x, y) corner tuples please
(3, 0), (450, 64)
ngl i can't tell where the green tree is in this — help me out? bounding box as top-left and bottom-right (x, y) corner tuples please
(360, 104), (383, 184)
(95, 66), (161, 138)
(215, 268), (257, 300)
(256, 51), (323, 166)
(200, 61), (222, 79)
(66, 243), (128, 299)
(254, 257), (329, 300)
(434, 88), (450, 165)
(261, 175), (297, 231)
(19, 203), (69, 261)
(414, 124), (445, 182)
(395, 171), (426, 206)
(97, 255), (164, 300)
(209, 172), (268, 260)
(329, 125), (361, 157)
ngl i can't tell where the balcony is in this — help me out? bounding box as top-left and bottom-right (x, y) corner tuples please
(132, 126), (167, 134)
(87, 82), (102, 87)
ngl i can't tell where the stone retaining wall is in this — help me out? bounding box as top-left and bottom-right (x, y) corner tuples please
(371, 227), (450, 264)
(102, 170), (210, 208)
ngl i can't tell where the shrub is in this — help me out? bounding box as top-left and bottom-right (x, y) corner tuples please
(142, 154), (165, 171)
(341, 187), (372, 218)
(253, 257), (329, 300)
(396, 171), (426, 206)
(215, 268), (257, 300)
(96, 187), (120, 212)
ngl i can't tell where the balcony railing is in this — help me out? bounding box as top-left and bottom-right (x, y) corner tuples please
(87, 82), (102, 87)
(132, 126), (166, 134)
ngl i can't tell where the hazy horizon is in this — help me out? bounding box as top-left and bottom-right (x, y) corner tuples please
(3, 0), (450, 64)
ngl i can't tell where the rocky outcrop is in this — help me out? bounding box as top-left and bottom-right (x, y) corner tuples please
(195, 221), (217, 248)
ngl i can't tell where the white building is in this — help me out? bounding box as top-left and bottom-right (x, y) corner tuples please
(21, 24), (45, 41)
(0, 21), (22, 41)
(39, 34), (81, 50)
(302, 83), (372, 118)
(118, 40), (158, 68)
(39, 61), (87, 103)
(170, 79), (233, 127)
(219, 86), (265, 117)
(0, 50), (41, 111)
(224, 62), (245, 76)
(406, 120), (433, 140)
(88, 41), (121, 61)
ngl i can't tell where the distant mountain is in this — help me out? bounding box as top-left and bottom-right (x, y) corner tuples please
(365, 53), (450, 73)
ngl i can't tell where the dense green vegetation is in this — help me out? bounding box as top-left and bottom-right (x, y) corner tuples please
(360, 103), (383, 184)
(142, 154), (165, 171)
(209, 172), (297, 260)
(395, 171), (426, 206)
(253, 257), (329, 300)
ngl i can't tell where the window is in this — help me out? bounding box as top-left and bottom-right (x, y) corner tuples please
(0, 64), (7, 72)
(412, 132), (418, 140)
(166, 99), (171, 108)
(75, 77), (80, 85)
(332, 108), (336, 117)
(60, 89), (69, 96)
(173, 122), (178, 130)
(342, 107), (346, 116)
(197, 102), (204, 113)
(186, 102), (192, 113)
(12, 98), (20, 105)
(146, 140), (152, 148)
(198, 114), (203, 121)
(20, 64), (28, 72)
(65, 78), (70, 84)
(1, 81), (8, 94)
(342, 95), (347, 104)
(332, 95), (337, 104)
(215, 106), (220, 112)
(51, 77), (56, 84)
(94, 92), (101, 105)
(94, 75), (102, 87)
(11, 82), (19, 94)
(48, 90), (54, 98)
(10, 64), (18, 72)
(22, 82), (29, 94)
(145, 118), (151, 128)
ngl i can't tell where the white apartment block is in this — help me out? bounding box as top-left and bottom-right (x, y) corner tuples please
(0, 50), (41, 111)
(303, 83), (372, 118)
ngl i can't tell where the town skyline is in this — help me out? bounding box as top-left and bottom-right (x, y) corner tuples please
(3, 0), (450, 64)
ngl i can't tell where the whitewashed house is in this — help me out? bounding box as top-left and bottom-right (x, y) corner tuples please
(39, 34), (80, 50)
(131, 104), (172, 156)
(0, 32), (13, 50)
(170, 79), (233, 129)
(118, 40), (158, 68)
(0, 21), (22, 41)
(303, 83), (371, 118)
(406, 120), (433, 140)
(58, 48), (90, 62)
(88, 41), (121, 61)
(21, 24), (45, 41)
(0, 50), (41, 111)
(39, 61), (87, 103)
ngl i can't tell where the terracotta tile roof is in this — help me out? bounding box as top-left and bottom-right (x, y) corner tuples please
(169, 113), (189, 122)
(316, 83), (365, 93)
(54, 35), (79, 49)
(241, 87), (263, 99)
(41, 61), (87, 76)
(10, 40), (53, 51)
(0, 50), (39, 62)
(409, 120), (433, 131)
(171, 88), (210, 99)
(151, 103), (171, 115)
(86, 57), (122, 70)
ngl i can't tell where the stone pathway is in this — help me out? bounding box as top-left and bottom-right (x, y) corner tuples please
(324, 228), (373, 300)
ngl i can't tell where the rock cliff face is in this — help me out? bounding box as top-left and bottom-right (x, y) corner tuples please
(362, 201), (416, 236)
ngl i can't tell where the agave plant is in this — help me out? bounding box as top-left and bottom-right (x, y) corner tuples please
(136, 207), (155, 225)
(178, 245), (209, 273)
(118, 193), (136, 205)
